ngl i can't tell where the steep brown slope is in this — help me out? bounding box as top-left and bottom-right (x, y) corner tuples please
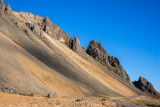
(0, 0), (146, 98)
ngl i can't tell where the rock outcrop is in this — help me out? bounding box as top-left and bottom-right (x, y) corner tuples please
(0, 0), (13, 16)
(70, 36), (86, 58)
(108, 56), (131, 82)
(18, 12), (72, 45)
(87, 40), (110, 66)
(0, 0), (5, 11)
(133, 77), (160, 98)
(71, 36), (81, 53)
(87, 40), (131, 83)
(5, 3), (12, 15)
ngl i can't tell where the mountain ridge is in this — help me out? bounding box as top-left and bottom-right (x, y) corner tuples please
(0, 0), (159, 100)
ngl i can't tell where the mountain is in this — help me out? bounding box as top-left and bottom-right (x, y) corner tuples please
(86, 40), (131, 83)
(133, 77), (160, 99)
(0, 0), (160, 106)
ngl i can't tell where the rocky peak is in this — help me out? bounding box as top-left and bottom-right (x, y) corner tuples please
(44, 16), (50, 23)
(133, 77), (154, 92)
(17, 12), (72, 44)
(6, 3), (11, 11)
(133, 77), (160, 98)
(0, 0), (6, 11)
(87, 40), (110, 66)
(72, 36), (80, 52)
(86, 40), (131, 83)
(5, 3), (12, 15)
(89, 40), (108, 54)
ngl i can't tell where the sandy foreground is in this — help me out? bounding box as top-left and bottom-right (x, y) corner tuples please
(0, 92), (160, 107)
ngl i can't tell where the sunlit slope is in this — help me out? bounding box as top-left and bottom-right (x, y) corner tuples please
(0, 13), (142, 97)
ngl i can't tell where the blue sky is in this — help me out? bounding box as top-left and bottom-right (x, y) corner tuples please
(5, 0), (160, 91)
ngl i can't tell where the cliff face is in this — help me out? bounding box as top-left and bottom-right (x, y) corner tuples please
(17, 12), (72, 46)
(86, 40), (110, 66)
(133, 77), (160, 98)
(87, 40), (132, 83)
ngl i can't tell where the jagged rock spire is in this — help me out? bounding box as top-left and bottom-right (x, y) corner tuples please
(44, 16), (50, 23)
(5, 3), (12, 15)
(6, 3), (11, 11)
(45, 16), (49, 21)
(0, 0), (6, 11)
(72, 35), (81, 52)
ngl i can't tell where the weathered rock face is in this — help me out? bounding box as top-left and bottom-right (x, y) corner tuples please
(87, 40), (110, 66)
(108, 56), (131, 82)
(17, 12), (72, 45)
(70, 36), (85, 57)
(72, 36), (81, 52)
(0, 1), (13, 16)
(87, 40), (131, 83)
(5, 3), (12, 15)
(0, 0), (6, 11)
(133, 77), (160, 98)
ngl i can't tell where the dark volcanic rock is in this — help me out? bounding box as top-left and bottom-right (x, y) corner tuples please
(108, 56), (131, 82)
(87, 40), (110, 66)
(133, 77), (160, 98)
(87, 40), (131, 83)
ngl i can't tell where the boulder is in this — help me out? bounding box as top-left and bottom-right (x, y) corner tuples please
(47, 93), (54, 98)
